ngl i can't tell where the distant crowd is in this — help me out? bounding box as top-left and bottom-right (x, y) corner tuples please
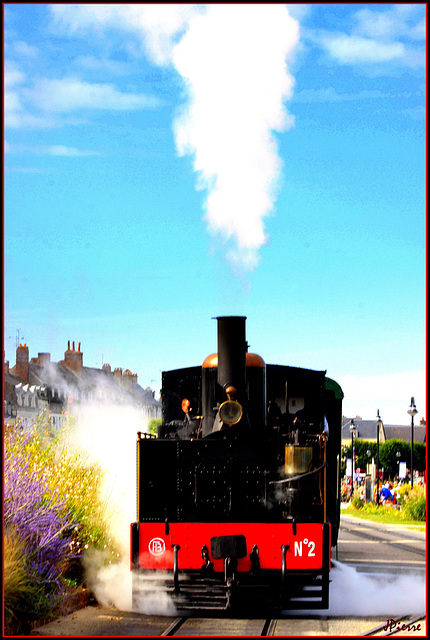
(341, 476), (425, 505)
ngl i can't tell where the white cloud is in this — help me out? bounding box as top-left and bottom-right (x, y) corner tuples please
(340, 370), (426, 426)
(4, 64), (59, 129)
(11, 40), (39, 58)
(25, 77), (161, 113)
(311, 4), (426, 72)
(321, 34), (405, 65)
(6, 141), (98, 157)
(47, 144), (100, 157)
(4, 62), (26, 87)
(354, 5), (426, 41)
(293, 87), (392, 103)
(50, 3), (204, 66)
(74, 55), (131, 76)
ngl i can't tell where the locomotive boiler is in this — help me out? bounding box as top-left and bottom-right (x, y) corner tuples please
(131, 316), (343, 613)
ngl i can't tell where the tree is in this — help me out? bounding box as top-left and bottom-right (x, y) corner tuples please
(413, 442), (426, 473)
(148, 418), (161, 437)
(380, 439), (411, 479)
(342, 437), (426, 481)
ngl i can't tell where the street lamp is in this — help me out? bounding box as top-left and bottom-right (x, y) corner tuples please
(375, 409), (383, 504)
(396, 450), (401, 479)
(350, 419), (357, 495)
(407, 397), (418, 488)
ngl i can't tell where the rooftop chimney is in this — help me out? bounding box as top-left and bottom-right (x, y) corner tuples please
(63, 341), (83, 373)
(15, 344), (29, 381)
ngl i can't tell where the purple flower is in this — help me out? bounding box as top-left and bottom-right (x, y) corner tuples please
(4, 428), (76, 590)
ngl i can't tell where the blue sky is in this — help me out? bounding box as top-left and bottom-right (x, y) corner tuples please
(4, 4), (426, 425)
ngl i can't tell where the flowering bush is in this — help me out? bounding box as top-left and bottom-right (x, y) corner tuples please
(4, 427), (76, 632)
(4, 420), (120, 632)
(396, 482), (425, 502)
(396, 484), (426, 521)
(402, 496), (426, 521)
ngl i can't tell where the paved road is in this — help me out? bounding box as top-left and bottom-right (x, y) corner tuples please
(336, 514), (426, 574)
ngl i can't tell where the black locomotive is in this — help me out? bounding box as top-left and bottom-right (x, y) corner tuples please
(131, 316), (343, 613)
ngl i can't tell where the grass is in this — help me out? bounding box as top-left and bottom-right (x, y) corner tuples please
(3, 530), (36, 631)
(341, 504), (426, 531)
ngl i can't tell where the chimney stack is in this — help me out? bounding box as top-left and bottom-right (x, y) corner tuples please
(63, 340), (83, 373)
(15, 344), (29, 381)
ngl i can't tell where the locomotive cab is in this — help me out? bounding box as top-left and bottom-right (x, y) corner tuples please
(131, 316), (343, 613)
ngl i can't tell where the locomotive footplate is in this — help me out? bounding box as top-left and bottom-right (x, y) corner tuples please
(132, 567), (329, 613)
(130, 522), (331, 613)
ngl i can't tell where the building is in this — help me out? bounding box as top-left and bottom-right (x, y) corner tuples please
(4, 341), (161, 430)
(341, 416), (426, 446)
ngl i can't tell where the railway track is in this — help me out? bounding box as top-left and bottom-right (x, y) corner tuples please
(361, 614), (426, 636)
(31, 607), (426, 636)
(159, 616), (284, 636)
(138, 612), (427, 637)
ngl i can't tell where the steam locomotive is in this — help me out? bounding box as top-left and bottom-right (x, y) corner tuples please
(131, 316), (343, 613)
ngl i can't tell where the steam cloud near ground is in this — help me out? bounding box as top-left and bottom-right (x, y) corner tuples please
(66, 402), (178, 614)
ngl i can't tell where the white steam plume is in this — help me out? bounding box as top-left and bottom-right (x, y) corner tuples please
(172, 4), (299, 271)
(50, 4), (300, 271)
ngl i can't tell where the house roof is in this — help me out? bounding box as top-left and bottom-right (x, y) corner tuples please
(342, 418), (426, 444)
(383, 425), (426, 444)
(7, 359), (161, 411)
(342, 419), (378, 441)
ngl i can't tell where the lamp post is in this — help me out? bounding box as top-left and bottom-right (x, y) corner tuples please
(375, 409), (382, 504)
(350, 419), (356, 496)
(407, 397), (418, 488)
(396, 450), (401, 479)
(366, 449), (372, 502)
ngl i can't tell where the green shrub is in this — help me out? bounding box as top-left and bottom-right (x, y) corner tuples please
(360, 502), (384, 515)
(402, 496), (426, 521)
(3, 531), (36, 633)
(351, 493), (364, 509)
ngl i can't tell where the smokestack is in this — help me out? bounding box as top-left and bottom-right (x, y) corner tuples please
(216, 316), (247, 397)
